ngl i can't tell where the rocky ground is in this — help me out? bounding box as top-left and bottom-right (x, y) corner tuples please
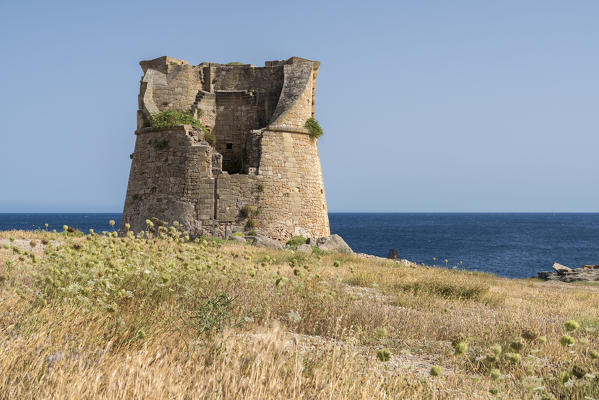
(538, 262), (599, 283)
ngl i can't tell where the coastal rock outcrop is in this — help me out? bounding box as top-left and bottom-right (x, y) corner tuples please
(552, 262), (572, 274)
(538, 263), (599, 282)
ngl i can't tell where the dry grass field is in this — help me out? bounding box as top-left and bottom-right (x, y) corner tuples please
(1, 227), (598, 399)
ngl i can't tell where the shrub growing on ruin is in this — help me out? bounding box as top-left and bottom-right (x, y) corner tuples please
(151, 110), (203, 129)
(245, 217), (256, 230)
(286, 236), (307, 249)
(240, 206), (259, 218)
(227, 62), (244, 65)
(204, 130), (216, 146)
(304, 117), (323, 139)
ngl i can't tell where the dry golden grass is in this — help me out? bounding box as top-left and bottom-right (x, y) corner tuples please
(1, 229), (599, 399)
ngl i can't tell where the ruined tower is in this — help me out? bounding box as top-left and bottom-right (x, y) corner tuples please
(121, 56), (330, 241)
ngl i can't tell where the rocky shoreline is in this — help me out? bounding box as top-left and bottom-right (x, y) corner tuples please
(538, 262), (599, 283)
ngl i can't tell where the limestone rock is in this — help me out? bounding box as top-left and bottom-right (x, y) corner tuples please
(314, 234), (353, 254)
(229, 235), (246, 243)
(252, 234), (283, 250)
(296, 244), (313, 254)
(552, 263), (572, 274)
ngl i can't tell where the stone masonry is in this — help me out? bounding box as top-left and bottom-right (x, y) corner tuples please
(121, 56), (330, 241)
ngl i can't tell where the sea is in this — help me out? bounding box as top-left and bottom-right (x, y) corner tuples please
(1, 213), (598, 279)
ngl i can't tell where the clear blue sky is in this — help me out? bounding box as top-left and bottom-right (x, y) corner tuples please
(1, 0), (597, 212)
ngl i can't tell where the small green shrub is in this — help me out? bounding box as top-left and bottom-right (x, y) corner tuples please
(231, 232), (244, 237)
(430, 365), (442, 376)
(374, 328), (387, 339)
(455, 341), (467, 355)
(240, 206), (259, 218)
(590, 350), (599, 359)
(376, 349), (391, 362)
(311, 246), (326, 256)
(257, 184), (264, 193)
(304, 117), (323, 139)
(565, 320), (580, 332)
(240, 206), (251, 218)
(204, 130), (216, 146)
(189, 292), (236, 338)
(560, 335), (575, 346)
(286, 236), (307, 249)
(227, 62), (244, 66)
(510, 340), (524, 352)
(151, 110), (204, 129)
(396, 278), (490, 301)
(490, 369), (500, 380)
(245, 217), (256, 230)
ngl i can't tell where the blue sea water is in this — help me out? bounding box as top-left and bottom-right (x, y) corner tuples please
(1, 213), (598, 279)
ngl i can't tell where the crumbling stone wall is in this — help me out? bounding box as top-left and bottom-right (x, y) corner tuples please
(122, 56), (330, 241)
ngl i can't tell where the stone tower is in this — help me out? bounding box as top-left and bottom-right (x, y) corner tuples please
(121, 56), (330, 241)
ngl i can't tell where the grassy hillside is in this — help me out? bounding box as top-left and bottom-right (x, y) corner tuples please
(1, 228), (598, 399)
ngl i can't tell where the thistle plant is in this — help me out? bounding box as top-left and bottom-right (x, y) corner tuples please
(490, 344), (502, 356)
(376, 349), (391, 362)
(455, 341), (467, 355)
(510, 340), (524, 352)
(490, 369), (500, 380)
(429, 365), (442, 376)
(564, 320), (580, 332)
(560, 335), (575, 347)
